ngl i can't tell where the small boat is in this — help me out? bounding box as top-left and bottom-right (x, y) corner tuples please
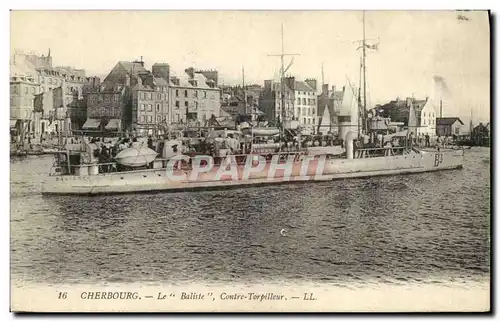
(248, 127), (280, 137)
(114, 147), (158, 167)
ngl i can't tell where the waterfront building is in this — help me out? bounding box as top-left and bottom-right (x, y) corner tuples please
(436, 117), (464, 137)
(471, 122), (490, 146)
(10, 58), (40, 138)
(11, 50), (89, 136)
(260, 77), (318, 131)
(130, 69), (169, 135)
(88, 60), (222, 134)
(220, 84), (263, 120)
(168, 67), (221, 125)
(379, 97), (438, 137)
(85, 83), (129, 133)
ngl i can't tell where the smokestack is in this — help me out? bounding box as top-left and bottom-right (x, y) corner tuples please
(440, 99), (443, 118)
(322, 84), (329, 96)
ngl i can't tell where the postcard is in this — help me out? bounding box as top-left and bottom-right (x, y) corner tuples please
(10, 10), (490, 312)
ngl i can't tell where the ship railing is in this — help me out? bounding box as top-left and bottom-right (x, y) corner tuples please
(355, 146), (407, 158)
(51, 151), (314, 176)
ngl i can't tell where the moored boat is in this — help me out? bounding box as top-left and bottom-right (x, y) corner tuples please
(41, 132), (463, 195)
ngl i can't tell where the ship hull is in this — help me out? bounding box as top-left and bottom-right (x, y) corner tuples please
(42, 150), (464, 196)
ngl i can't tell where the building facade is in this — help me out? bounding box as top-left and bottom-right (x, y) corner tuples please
(90, 60), (222, 134)
(11, 50), (89, 136)
(169, 67), (221, 124)
(379, 96), (437, 137)
(131, 75), (169, 135)
(85, 84), (129, 132)
(417, 98), (438, 136)
(436, 117), (464, 137)
(260, 77), (318, 132)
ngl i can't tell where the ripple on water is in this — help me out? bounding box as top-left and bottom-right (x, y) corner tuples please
(9, 149), (491, 286)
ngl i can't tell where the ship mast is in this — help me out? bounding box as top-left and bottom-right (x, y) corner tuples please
(362, 11), (367, 134)
(268, 24), (299, 150)
(242, 66), (247, 115)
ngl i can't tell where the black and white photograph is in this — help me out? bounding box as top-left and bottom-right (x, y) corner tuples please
(9, 9), (491, 312)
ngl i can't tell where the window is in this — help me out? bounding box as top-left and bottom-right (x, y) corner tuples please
(140, 104), (145, 111)
(203, 91), (207, 99)
(140, 116), (145, 123)
(31, 87), (35, 94)
(175, 101), (180, 108)
(313, 119), (315, 124)
(147, 115), (152, 123)
(312, 109), (315, 115)
(157, 94), (161, 100)
(303, 118), (306, 124)
(302, 98), (306, 105)
(176, 90), (179, 97)
(195, 101), (199, 109)
(156, 104), (160, 112)
(184, 90), (188, 97)
(41, 78), (45, 84)
(147, 104), (153, 111)
(423, 120), (426, 125)
(308, 119), (311, 124)
(184, 101), (188, 108)
(194, 91), (198, 98)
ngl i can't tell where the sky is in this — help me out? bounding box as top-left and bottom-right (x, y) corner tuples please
(10, 10), (490, 124)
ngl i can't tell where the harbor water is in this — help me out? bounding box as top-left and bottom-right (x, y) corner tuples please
(10, 148), (490, 286)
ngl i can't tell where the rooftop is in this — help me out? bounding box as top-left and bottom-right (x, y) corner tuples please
(436, 117), (464, 126)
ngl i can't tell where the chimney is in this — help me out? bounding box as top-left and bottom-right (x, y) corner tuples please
(185, 67), (195, 79)
(440, 99), (443, 118)
(342, 86), (345, 92)
(152, 63), (170, 81)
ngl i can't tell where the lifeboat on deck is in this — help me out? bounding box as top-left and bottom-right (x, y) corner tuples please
(114, 147), (158, 167)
